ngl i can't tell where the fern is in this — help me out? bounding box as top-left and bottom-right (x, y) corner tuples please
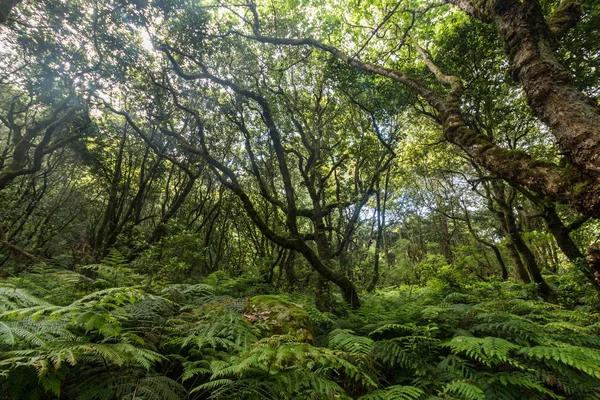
(444, 336), (520, 367)
(358, 385), (425, 400)
(485, 372), (563, 399)
(328, 329), (374, 354)
(173, 309), (259, 352)
(77, 370), (186, 400)
(194, 335), (377, 399)
(372, 335), (440, 369)
(442, 380), (485, 400)
(0, 284), (51, 311)
(520, 344), (600, 378)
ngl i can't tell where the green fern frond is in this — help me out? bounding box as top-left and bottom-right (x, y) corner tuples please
(359, 385), (425, 400)
(197, 335), (377, 399)
(442, 380), (485, 400)
(0, 321), (15, 345)
(437, 354), (475, 381)
(369, 323), (418, 336)
(328, 329), (374, 354)
(181, 359), (211, 382)
(101, 248), (129, 269)
(304, 304), (336, 325)
(190, 378), (236, 394)
(0, 284), (52, 311)
(521, 345), (600, 379)
(161, 283), (217, 304)
(472, 312), (543, 344)
(445, 336), (520, 367)
(73, 342), (164, 369)
(173, 310), (259, 353)
(372, 335), (439, 369)
(486, 372), (563, 399)
(78, 370), (186, 400)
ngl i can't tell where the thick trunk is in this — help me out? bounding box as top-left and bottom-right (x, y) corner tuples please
(491, 0), (600, 174)
(447, 0), (600, 214)
(315, 275), (333, 312)
(488, 194), (531, 283)
(441, 109), (600, 217)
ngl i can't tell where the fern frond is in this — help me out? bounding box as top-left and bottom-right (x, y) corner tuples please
(521, 345), (600, 379)
(358, 385), (425, 400)
(0, 284), (52, 311)
(486, 372), (563, 399)
(445, 336), (520, 367)
(442, 380), (485, 400)
(372, 335), (439, 369)
(77, 370), (186, 400)
(328, 329), (374, 354)
(0, 321), (15, 345)
(181, 359), (211, 382)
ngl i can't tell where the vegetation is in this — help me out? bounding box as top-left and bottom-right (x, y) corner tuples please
(0, 0), (599, 398)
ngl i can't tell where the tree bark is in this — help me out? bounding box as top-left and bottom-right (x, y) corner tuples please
(449, 0), (600, 186)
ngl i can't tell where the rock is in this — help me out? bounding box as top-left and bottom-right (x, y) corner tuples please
(245, 295), (315, 343)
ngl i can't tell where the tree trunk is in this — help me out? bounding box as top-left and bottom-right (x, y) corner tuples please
(542, 205), (600, 293)
(501, 203), (556, 302)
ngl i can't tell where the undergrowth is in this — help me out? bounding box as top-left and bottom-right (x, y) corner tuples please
(1, 253), (599, 399)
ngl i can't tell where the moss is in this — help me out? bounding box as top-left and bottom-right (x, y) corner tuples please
(245, 295), (315, 343)
(478, 143), (496, 153)
(529, 159), (555, 169)
(461, 130), (481, 147)
(572, 181), (588, 195)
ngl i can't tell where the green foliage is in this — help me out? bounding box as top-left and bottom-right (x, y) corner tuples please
(1, 0), (599, 398)
(193, 335), (377, 399)
(2, 254), (600, 399)
(358, 385), (425, 400)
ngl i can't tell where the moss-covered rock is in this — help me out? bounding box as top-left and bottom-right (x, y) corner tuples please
(244, 295), (315, 343)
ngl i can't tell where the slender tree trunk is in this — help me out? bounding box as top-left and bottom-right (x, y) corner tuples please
(501, 204), (555, 302)
(95, 126), (127, 257)
(543, 205), (600, 293)
(486, 192), (528, 282)
(368, 189), (382, 292)
(439, 213), (453, 264)
(149, 171), (198, 243)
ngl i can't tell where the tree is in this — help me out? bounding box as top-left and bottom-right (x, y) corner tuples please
(223, 0), (600, 218)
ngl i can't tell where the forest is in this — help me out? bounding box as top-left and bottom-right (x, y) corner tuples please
(0, 0), (599, 398)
